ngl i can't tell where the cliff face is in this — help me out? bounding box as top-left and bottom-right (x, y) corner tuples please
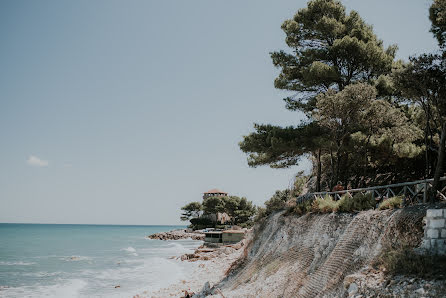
(215, 207), (428, 298)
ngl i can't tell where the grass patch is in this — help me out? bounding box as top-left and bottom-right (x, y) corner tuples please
(338, 192), (375, 212)
(312, 195), (338, 213)
(378, 196), (403, 210)
(375, 246), (446, 278)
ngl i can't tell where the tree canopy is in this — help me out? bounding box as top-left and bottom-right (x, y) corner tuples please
(271, 0), (396, 113)
(180, 202), (202, 221)
(430, 0), (446, 49)
(180, 195), (256, 228)
(239, 0), (439, 194)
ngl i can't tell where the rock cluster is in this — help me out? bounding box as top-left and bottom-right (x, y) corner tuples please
(147, 229), (204, 241)
(344, 267), (446, 297)
(179, 242), (244, 262)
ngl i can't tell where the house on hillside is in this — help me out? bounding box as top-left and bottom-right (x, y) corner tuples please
(203, 188), (228, 200)
(203, 188), (230, 224)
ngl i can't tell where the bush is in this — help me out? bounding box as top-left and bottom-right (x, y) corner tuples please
(264, 189), (291, 215)
(254, 206), (267, 222)
(378, 196), (403, 210)
(338, 192), (375, 212)
(375, 246), (446, 278)
(290, 200), (313, 215)
(239, 221), (254, 228)
(189, 217), (214, 229)
(312, 195), (338, 213)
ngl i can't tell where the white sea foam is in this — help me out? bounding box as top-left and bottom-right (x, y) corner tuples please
(0, 261), (35, 266)
(121, 246), (138, 256)
(0, 279), (87, 298)
(22, 271), (63, 278)
(59, 256), (92, 262)
(122, 246), (136, 252)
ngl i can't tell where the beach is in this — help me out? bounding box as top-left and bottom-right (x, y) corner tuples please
(138, 231), (246, 298)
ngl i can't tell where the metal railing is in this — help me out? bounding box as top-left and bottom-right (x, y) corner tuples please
(296, 177), (446, 206)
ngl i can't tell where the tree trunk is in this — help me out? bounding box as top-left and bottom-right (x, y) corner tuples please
(316, 149), (322, 192)
(432, 121), (446, 202)
(424, 118), (429, 179)
(335, 149), (341, 186)
(330, 149), (335, 189)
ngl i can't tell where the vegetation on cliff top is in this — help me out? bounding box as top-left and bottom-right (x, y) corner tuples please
(239, 0), (446, 201)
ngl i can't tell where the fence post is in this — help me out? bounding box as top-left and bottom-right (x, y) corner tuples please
(423, 182), (427, 203)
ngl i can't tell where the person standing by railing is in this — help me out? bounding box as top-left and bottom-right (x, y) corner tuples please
(332, 182), (344, 192)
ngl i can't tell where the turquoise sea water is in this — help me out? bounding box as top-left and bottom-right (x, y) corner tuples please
(0, 224), (202, 297)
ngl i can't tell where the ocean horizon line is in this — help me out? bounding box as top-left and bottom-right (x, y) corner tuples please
(0, 222), (187, 227)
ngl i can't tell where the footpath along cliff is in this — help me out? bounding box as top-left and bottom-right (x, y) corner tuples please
(201, 205), (446, 297)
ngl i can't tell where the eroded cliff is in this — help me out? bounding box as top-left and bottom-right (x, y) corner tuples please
(210, 206), (445, 297)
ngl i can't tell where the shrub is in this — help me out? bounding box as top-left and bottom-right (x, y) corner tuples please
(291, 200), (313, 215)
(239, 221), (254, 228)
(338, 192), (375, 212)
(378, 196), (403, 210)
(254, 206), (267, 222)
(312, 195), (338, 213)
(264, 189), (291, 215)
(189, 217), (214, 230)
(292, 172), (308, 196)
(375, 246), (446, 278)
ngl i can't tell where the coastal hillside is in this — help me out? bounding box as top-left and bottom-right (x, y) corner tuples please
(212, 206), (445, 297)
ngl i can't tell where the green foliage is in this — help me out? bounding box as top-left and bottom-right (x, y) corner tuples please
(430, 0), (446, 48)
(239, 0), (427, 190)
(309, 192), (375, 214)
(375, 246), (446, 278)
(180, 202), (202, 221)
(311, 195), (338, 213)
(225, 196), (256, 225)
(293, 171), (308, 196)
(239, 122), (324, 168)
(393, 53), (446, 199)
(290, 200), (313, 215)
(272, 0), (395, 112)
(254, 206), (267, 222)
(202, 196), (226, 215)
(265, 189), (291, 215)
(238, 220), (254, 228)
(189, 217), (214, 230)
(254, 189), (293, 222)
(181, 195), (257, 228)
(338, 192), (375, 212)
(378, 196), (403, 210)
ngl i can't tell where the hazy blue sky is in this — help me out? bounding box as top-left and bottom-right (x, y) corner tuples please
(0, 0), (438, 225)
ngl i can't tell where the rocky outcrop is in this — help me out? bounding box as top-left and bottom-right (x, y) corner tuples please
(147, 229), (204, 241)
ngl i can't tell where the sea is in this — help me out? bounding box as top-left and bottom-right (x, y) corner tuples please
(0, 223), (203, 297)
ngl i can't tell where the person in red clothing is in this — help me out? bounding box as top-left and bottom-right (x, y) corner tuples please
(332, 181), (344, 192)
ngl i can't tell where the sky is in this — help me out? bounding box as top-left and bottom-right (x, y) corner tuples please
(0, 0), (439, 225)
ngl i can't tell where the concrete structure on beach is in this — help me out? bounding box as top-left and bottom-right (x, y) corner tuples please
(204, 230), (245, 244)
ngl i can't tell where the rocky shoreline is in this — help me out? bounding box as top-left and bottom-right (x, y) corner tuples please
(134, 236), (247, 298)
(146, 229), (205, 241)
